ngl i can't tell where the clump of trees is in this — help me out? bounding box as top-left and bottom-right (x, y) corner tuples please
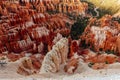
(70, 16), (89, 40)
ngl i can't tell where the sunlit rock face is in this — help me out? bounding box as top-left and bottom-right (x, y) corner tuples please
(0, 0), (73, 54)
(18, 0), (88, 16)
(113, 12), (120, 17)
(17, 54), (44, 76)
(81, 15), (120, 54)
(17, 57), (37, 76)
(57, 0), (88, 15)
(40, 38), (69, 73)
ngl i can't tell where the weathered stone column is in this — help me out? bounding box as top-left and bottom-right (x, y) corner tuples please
(63, 4), (67, 13)
(58, 4), (62, 13)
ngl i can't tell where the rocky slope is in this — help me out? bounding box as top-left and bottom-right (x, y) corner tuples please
(0, 0), (120, 78)
(81, 15), (120, 54)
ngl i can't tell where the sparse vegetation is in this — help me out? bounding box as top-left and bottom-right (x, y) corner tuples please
(105, 50), (115, 54)
(81, 0), (113, 18)
(88, 0), (120, 15)
(88, 62), (94, 67)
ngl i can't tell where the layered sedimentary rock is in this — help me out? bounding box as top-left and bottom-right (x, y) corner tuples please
(40, 38), (86, 74)
(2, 0), (120, 77)
(57, 0), (88, 15)
(17, 54), (44, 76)
(64, 57), (79, 74)
(0, 1), (73, 54)
(81, 15), (120, 54)
(40, 38), (69, 73)
(18, 0), (88, 16)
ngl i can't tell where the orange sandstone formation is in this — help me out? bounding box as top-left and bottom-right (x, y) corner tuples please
(81, 15), (120, 54)
(19, 0), (88, 15)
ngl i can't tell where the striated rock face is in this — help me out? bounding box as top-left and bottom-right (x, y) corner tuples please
(18, 0), (88, 16)
(56, 0), (88, 15)
(81, 15), (120, 54)
(64, 58), (79, 74)
(17, 54), (44, 76)
(0, 1), (73, 54)
(83, 50), (119, 69)
(17, 57), (36, 76)
(40, 38), (69, 73)
(0, 1), (76, 75)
